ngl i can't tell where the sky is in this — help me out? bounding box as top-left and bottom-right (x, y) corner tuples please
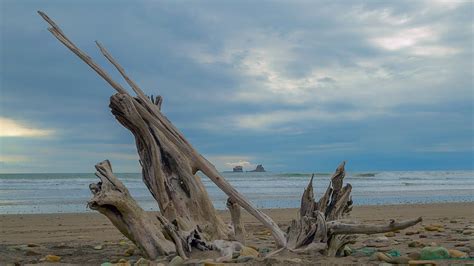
(0, 0), (473, 173)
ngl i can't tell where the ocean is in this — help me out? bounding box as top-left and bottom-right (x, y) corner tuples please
(0, 171), (473, 214)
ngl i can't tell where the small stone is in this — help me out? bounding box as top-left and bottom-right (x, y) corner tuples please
(375, 252), (392, 262)
(94, 245), (103, 250)
(385, 232), (396, 237)
(124, 247), (135, 257)
(25, 250), (41, 256)
(454, 243), (465, 247)
(119, 240), (127, 245)
(169, 256), (184, 266)
(405, 231), (419, 236)
(364, 237), (391, 248)
(448, 249), (468, 258)
(420, 246), (450, 260)
(463, 229), (474, 235)
(43, 254), (61, 262)
(408, 251), (421, 260)
(450, 220), (458, 223)
(419, 234), (427, 238)
(27, 243), (39, 247)
(119, 258), (128, 263)
(424, 225), (439, 231)
(408, 241), (425, 248)
(240, 246), (259, 257)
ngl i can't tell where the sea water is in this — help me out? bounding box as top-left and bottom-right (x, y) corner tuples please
(0, 171), (473, 214)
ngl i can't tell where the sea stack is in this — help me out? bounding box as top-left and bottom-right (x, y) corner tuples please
(233, 166), (243, 172)
(250, 164), (265, 172)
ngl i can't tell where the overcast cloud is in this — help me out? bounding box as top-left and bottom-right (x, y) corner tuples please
(1, 0), (472, 173)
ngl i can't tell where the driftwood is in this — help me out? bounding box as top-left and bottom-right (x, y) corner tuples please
(39, 11), (422, 261)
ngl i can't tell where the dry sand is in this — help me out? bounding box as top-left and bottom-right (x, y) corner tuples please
(1, 202), (473, 265)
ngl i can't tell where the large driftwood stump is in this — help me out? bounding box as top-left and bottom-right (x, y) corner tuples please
(39, 11), (422, 260)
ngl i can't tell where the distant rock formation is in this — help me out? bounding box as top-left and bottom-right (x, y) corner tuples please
(249, 164), (265, 172)
(233, 166), (243, 172)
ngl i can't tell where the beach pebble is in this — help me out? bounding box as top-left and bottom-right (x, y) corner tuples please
(25, 249), (41, 256)
(405, 231), (419, 236)
(240, 246), (259, 257)
(448, 249), (468, 258)
(385, 232), (396, 237)
(419, 234), (427, 238)
(420, 246), (450, 260)
(408, 241), (425, 248)
(43, 254), (61, 262)
(94, 245), (103, 250)
(407, 251), (421, 260)
(463, 229), (474, 235)
(27, 243), (40, 247)
(364, 237), (391, 248)
(424, 225), (440, 231)
(169, 256), (184, 266)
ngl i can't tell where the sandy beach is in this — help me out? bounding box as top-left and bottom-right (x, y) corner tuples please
(1, 202), (473, 265)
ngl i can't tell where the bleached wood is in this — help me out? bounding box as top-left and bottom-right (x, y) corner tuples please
(227, 197), (246, 244)
(327, 217), (423, 235)
(88, 160), (176, 259)
(39, 10), (423, 258)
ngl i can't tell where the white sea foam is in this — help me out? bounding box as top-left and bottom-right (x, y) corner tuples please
(0, 171), (472, 214)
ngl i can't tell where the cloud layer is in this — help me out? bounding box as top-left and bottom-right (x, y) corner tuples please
(1, 0), (472, 172)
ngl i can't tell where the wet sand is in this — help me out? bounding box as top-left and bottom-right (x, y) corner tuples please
(1, 202), (473, 265)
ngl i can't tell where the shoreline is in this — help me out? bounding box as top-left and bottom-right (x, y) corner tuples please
(1, 202), (473, 264)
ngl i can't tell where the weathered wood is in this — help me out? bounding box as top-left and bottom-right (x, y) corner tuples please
(227, 197), (246, 244)
(286, 162), (422, 256)
(327, 217), (423, 235)
(40, 10), (423, 259)
(88, 160), (176, 259)
(39, 10), (286, 250)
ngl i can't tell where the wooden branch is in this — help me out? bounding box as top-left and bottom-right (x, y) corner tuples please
(227, 197), (246, 244)
(95, 41), (149, 101)
(37, 11), (128, 95)
(327, 217), (423, 235)
(88, 160), (176, 259)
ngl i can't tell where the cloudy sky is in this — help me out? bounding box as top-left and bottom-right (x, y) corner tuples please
(1, 0), (472, 173)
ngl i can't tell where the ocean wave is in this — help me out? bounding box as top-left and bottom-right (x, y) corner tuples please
(353, 173), (377, 177)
